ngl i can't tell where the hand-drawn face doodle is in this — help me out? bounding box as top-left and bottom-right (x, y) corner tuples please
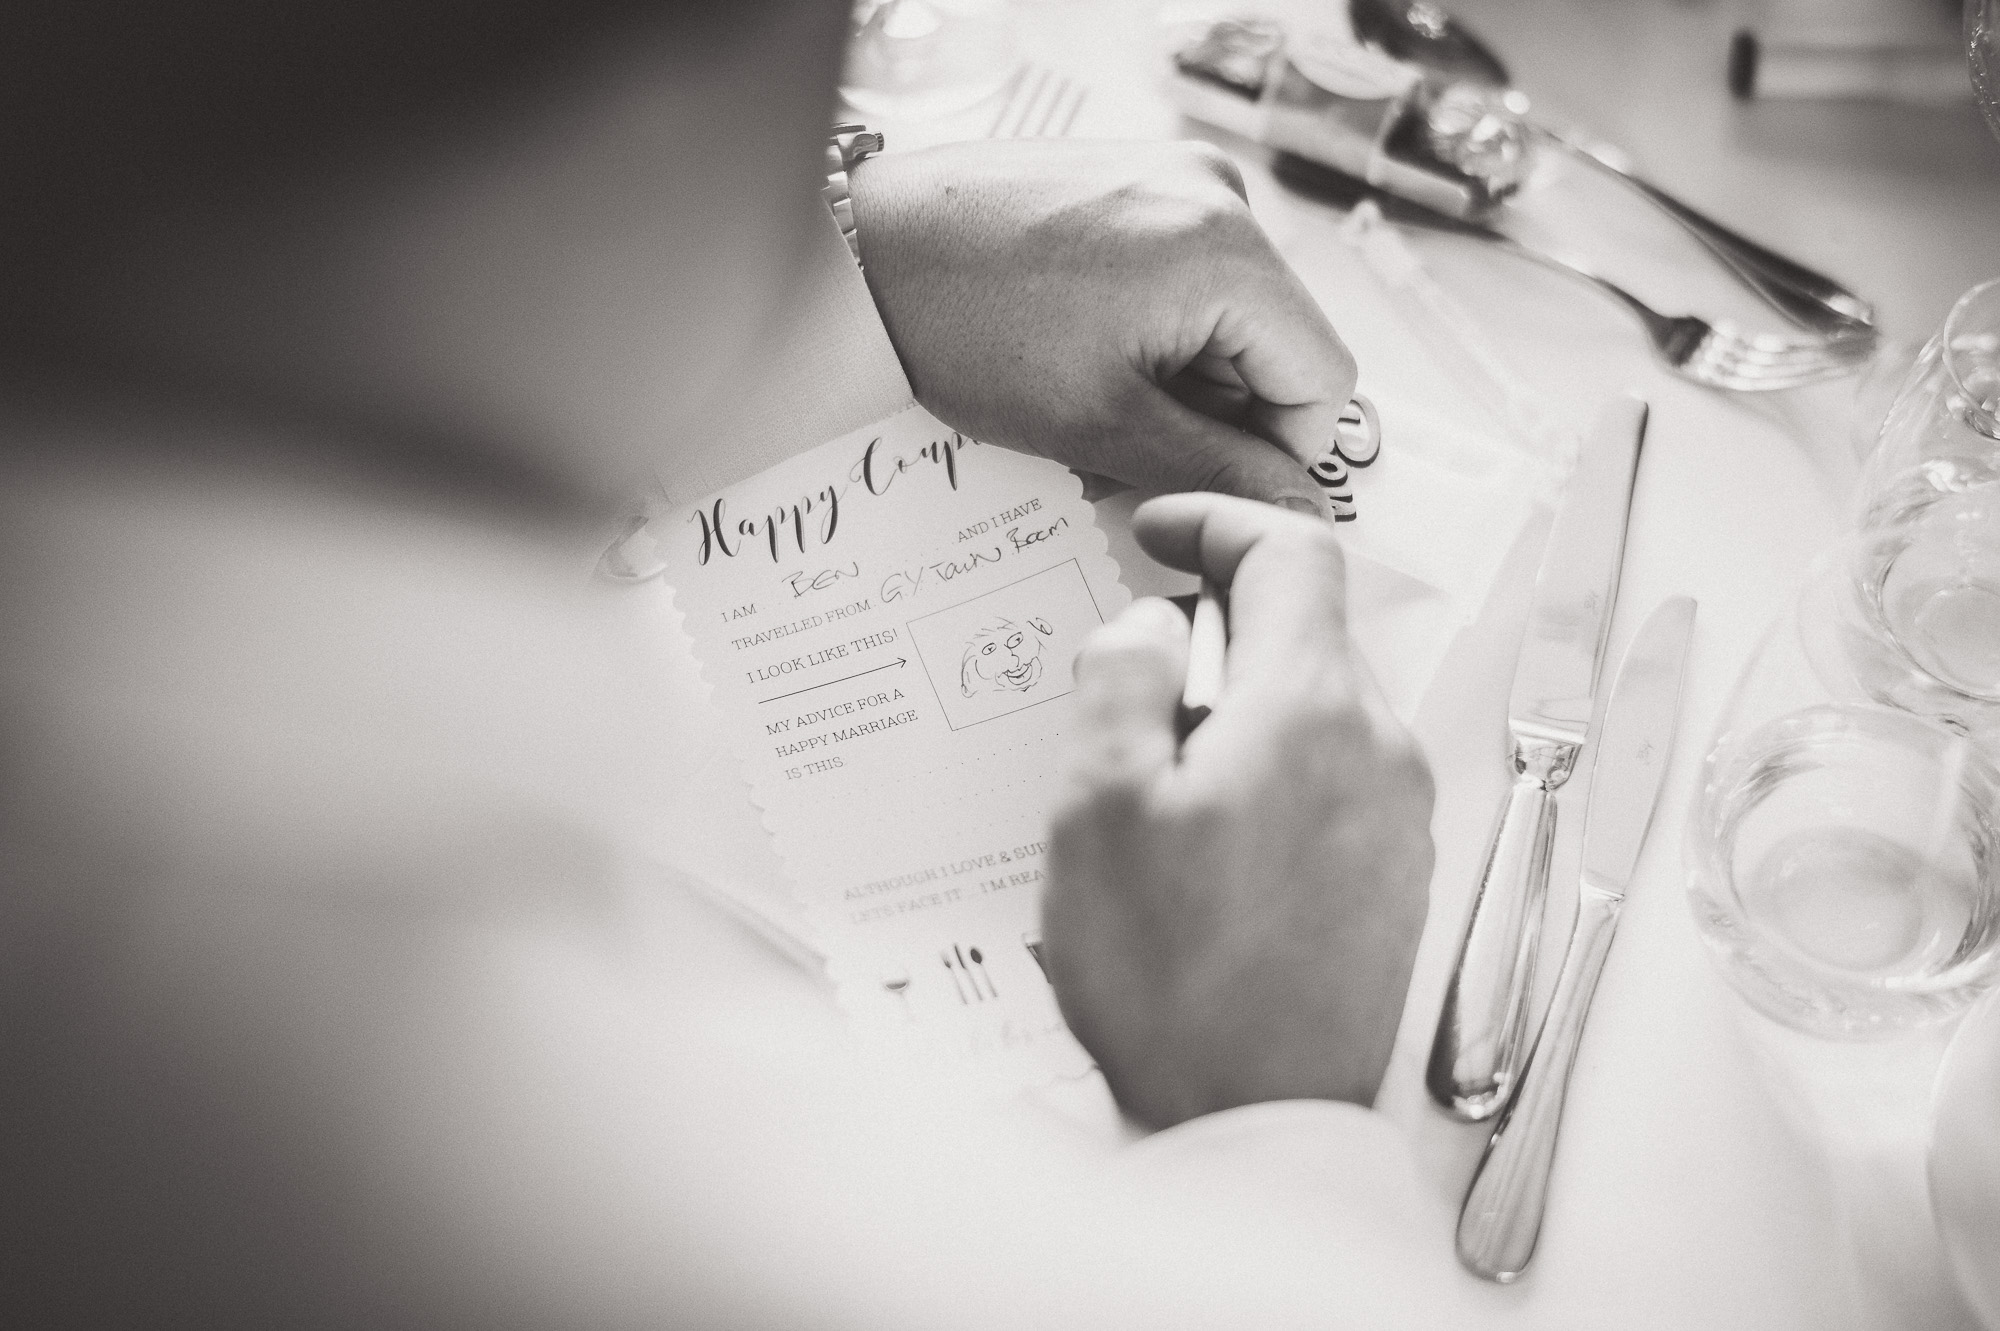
(959, 616), (1054, 697)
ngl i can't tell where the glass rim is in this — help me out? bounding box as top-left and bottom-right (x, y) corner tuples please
(1943, 275), (2000, 440)
(1850, 528), (2000, 711)
(1692, 703), (2000, 869)
(1686, 702), (2000, 1027)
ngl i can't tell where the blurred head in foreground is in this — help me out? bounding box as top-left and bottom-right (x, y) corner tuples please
(1, 0), (846, 504)
(1, 4), (878, 1326)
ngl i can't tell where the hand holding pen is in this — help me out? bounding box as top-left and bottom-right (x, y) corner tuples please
(1041, 493), (1435, 1128)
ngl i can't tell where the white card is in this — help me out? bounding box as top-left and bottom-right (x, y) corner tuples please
(663, 404), (1130, 1089)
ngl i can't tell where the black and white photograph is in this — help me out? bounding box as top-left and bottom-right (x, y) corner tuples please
(5, 1), (2000, 1327)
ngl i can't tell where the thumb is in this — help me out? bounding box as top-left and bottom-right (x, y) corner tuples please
(1114, 388), (1334, 521)
(1064, 598), (1191, 799)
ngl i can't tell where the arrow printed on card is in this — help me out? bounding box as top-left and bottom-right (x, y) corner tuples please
(757, 656), (908, 705)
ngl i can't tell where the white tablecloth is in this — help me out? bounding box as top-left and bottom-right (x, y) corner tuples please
(635, 3), (2000, 1326)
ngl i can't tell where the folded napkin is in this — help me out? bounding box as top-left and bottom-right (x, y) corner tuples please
(1263, 174), (1574, 719)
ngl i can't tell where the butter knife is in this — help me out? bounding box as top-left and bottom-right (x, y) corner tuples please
(1457, 595), (1696, 1282)
(1428, 396), (1646, 1121)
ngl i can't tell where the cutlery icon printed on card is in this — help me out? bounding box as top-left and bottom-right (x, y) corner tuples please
(1022, 931), (1049, 980)
(940, 943), (998, 1002)
(881, 970), (913, 1017)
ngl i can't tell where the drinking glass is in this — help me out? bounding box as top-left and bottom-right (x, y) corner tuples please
(1971, 0), (2000, 143)
(1826, 279), (2000, 735)
(1810, 488), (2000, 737)
(841, 0), (1021, 122)
(1687, 598), (2000, 1040)
(1857, 277), (2000, 526)
(1931, 987), (2000, 1330)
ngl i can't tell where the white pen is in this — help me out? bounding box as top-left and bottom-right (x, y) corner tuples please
(1180, 577), (1228, 726)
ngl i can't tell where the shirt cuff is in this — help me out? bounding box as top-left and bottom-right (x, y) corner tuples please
(1120, 1099), (1432, 1232)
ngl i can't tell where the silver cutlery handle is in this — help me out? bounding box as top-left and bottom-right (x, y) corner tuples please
(1456, 888), (1622, 1282)
(1541, 129), (1875, 336)
(1427, 757), (1564, 1120)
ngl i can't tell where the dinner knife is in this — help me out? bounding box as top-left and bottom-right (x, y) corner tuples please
(1456, 595), (1697, 1282)
(1428, 396), (1646, 1121)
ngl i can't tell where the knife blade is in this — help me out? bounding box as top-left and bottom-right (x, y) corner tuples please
(1578, 598), (1697, 896)
(1428, 396), (1647, 1120)
(1507, 397), (1647, 749)
(1456, 596), (1697, 1282)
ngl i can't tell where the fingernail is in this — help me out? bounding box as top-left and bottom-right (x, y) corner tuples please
(1276, 495), (1327, 519)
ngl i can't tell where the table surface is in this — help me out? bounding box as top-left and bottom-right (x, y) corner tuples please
(984, 2), (2000, 1327)
(845, 2), (2000, 1325)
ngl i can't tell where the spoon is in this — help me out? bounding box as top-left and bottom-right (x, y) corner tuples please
(1349, 0), (1509, 87)
(1352, 0), (1875, 339)
(968, 946), (997, 998)
(952, 944), (984, 1003)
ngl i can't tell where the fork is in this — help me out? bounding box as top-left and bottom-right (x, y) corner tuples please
(1273, 153), (1874, 392)
(1483, 231), (1876, 391)
(1539, 128), (1877, 343)
(987, 64), (1088, 139)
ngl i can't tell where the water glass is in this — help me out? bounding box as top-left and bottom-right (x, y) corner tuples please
(1931, 986), (2000, 1330)
(841, 0), (1020, 122)
(1971, 0), (2000, 144)
(1857, 277), (2000, 528)
(1688, 605), (2000, 1040)
(1810, 489), (2000, 736)
(1817, 278), (2000, 736)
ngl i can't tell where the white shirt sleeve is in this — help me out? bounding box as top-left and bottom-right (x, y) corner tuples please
(1125, 1098), (1438, 1235)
